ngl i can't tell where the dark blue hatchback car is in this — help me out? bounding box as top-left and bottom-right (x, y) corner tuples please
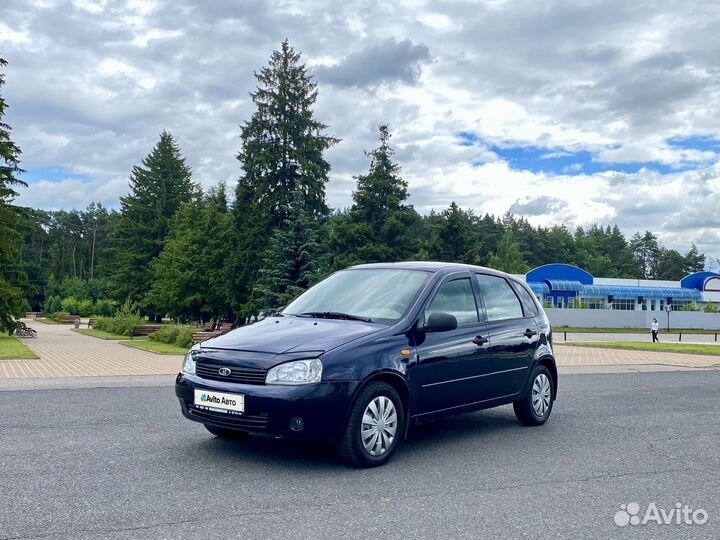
(176, 262), (557, 467)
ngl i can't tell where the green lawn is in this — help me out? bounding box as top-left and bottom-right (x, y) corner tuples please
(122, 340), (188, 355)
(562, 341), (720, 357)
(0, 334), (39, 359)
(34, 318), (59, 325)
(555, 326), (718, 335)
(73, 328), (129, 340)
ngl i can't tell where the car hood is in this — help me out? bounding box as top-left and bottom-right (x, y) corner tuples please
(200, 316), (382, 355)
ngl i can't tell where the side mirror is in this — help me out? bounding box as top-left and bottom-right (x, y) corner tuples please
(423, 312), (458, 333)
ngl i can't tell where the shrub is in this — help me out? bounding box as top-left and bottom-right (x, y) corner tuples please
(704, 302), (718, 313)
(78, 299), (94, 317)
(174, 327), (194, 349)
(94, 299), (118, 317)
(149, 325), (181, 344)
(43, 295), (62, 314)
(92, 299), (144, 336)
(149, 324), (194, 349)
(50, 311), (71, 322)
(92, 316), (114, 333)
(61, 296), (80, 315)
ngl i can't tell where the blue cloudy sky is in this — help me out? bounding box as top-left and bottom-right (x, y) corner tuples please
(1, 0), (720, 260)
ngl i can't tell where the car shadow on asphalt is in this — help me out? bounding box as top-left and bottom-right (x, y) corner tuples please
(191, 405), (536, 470)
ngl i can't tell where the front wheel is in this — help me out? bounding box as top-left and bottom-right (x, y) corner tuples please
(204, 424), (248, 438)
(336, 382), (405, 467)
(513, 365), (554, 426)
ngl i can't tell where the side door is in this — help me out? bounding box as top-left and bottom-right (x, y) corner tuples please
(415, 273), (492, 414)
(474, 273), (539, 400)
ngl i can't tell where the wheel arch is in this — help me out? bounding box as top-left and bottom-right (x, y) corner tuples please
(346, 370), (411, 436)
(536, 355), (558, 400)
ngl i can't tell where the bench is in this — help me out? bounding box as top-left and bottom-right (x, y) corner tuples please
(87, 318), (96, 328)
(191, 330), (227, 344)
(131, 324), (163, 339)
(56, 315), (80, 324)
(201, 321), (215, 331)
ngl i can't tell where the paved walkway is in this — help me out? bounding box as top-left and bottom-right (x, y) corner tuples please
(0, 321), (183, 379)
(555, 344), (720, 368)
(1, 321), (718, 380)
(557, 332), (720, 344)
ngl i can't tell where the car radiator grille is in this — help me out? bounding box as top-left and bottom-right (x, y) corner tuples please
(195, 363), (267, 385)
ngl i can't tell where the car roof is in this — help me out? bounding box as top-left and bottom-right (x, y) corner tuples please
(348, 261), (513, 278)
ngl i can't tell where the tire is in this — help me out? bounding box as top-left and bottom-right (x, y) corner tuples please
(204, 424), (248, 438)
(336, 382), (405, 467)
(513, 365), (554, 426)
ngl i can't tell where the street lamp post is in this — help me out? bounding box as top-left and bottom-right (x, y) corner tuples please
(665, 304), (672, 335)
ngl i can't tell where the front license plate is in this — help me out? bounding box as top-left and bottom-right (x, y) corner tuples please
(194, 389), (244, 414)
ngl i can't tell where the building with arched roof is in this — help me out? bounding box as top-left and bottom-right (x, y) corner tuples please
(521, 263), (720, 312)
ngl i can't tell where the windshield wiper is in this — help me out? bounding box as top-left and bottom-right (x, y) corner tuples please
(295, 311), (373, 323)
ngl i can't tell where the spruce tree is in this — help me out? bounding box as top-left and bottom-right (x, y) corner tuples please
(0, 56), (28, 333)
(232, 40), (337, 317)
(425, 202), (482, 264)
(255, 191), (321, 313)
(328, 124), (419, 267)
(149, 184), (235, 323)
(112, 131), (197, 315)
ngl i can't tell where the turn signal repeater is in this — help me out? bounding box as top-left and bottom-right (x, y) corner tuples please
(400, 349), (411, 356)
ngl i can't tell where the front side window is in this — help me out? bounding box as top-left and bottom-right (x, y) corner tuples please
(425, 278), (479, 326)
(283, 269), (430, 324)
(475, 274), (524, 321)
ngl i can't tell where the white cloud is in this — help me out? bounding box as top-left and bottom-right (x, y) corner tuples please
(1, 0), (720, 259)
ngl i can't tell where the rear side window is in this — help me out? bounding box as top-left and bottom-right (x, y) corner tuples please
(425, 278), (479, 326)
(474, 274), (524, 321)
(513, 282), (540, 317)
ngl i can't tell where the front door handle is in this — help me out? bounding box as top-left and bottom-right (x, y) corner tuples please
(524, 328), (537, 338)
(473, 335), (489, 346)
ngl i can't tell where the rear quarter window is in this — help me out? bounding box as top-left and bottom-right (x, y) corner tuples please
(513, 281), (540, 317)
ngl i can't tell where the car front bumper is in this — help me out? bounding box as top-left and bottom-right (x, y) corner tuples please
(175, 373), (358, 440)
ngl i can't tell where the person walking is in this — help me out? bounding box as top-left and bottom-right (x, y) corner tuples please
(651, 318), (659, 343)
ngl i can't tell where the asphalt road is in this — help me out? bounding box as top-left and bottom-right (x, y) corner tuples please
(1, 371), (719, 540)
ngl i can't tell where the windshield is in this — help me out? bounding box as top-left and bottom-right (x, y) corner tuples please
(283, 269), (430, 324)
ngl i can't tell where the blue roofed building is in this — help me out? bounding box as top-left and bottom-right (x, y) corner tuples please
(521, 264), (720, 312)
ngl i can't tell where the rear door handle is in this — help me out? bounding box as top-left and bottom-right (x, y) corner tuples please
(524, 328), (537, 338)
(473, 335), (489, 346)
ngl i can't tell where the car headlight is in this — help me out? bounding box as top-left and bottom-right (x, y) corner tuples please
(182, 352), (196, 375)
(266, 359), (322, 385)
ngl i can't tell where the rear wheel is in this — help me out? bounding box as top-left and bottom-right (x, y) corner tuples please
(204, 424), (248, 438)
(337, 382), (405, 467)
(513, 365), (554, 426)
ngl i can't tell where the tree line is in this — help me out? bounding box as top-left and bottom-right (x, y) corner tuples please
(0, 42), (708, 332)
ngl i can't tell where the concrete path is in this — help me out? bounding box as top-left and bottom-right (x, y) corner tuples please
(0, 320), (183, 379)
(555, 344), (720, 368)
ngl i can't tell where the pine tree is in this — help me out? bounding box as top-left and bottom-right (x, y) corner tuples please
(255, 190), (321, 313)
(0, 56), (28, 333)
(232, 40), (337, 316)
(328, 124), (419, 267)
(112, 131), (197, 315)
